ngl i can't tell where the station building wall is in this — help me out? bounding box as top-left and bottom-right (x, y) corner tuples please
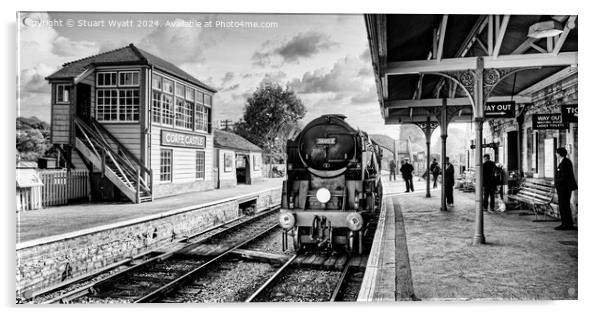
(487, 73), (578, 222)
(150, 127), (215, 199)
(216, 149), (236, 188)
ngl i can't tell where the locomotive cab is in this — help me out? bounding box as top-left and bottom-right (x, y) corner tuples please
(280, 114), (382, 254)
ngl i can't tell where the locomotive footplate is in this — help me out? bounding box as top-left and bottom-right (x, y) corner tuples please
(292, 211), (367, 227)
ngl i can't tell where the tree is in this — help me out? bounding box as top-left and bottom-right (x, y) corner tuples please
(16, 128), (51, 161)
(16, 117), (54, 162)
(234, 83), (306, 164)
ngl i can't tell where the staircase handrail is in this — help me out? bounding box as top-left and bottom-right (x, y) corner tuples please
(88, 118), (152, 176)
(73, 117), (151, 192)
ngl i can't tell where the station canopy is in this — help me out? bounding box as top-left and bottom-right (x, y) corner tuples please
(365, 14), (578, 125)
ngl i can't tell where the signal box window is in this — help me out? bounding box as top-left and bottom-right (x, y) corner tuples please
(55, 84), (71, 104)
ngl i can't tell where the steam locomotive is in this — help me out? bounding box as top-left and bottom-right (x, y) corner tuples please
(279, 114), (383, 254)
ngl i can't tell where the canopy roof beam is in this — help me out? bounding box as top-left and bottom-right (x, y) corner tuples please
(492, 15), (510, 58)
(552, 16), (577, 55)
(385, 95), (531, 109)
(437, 15), (448, 61)
(385, 52), (577, 75)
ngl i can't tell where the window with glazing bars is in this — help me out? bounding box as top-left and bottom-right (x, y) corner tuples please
(152, 91), (162, 123)
(175, 98), (194, 129)
(96, 89), (119, 121)
(160, 149), (173, 182)
(196, 151), (205, 179)
(118, 89), (140, 121)
(194, 101), (205, 131)
(161, 95), (174, 126)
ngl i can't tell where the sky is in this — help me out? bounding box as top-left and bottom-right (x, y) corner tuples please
(17, 12), (400, 139)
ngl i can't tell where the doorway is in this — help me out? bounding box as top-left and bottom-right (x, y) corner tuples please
(236, 154), (251, 185)
(76, 83), (92, 122)
(506, 131), (518, 172)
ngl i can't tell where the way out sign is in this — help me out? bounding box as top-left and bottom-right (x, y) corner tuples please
(532, 113), (568, 130)
(485, 101), (515, 118)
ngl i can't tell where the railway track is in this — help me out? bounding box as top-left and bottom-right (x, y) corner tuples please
(28, 207), (279, 304)
(28, 199), (381, 304)
(246, 253), (354, 302)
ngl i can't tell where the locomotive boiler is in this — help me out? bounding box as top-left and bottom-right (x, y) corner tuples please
(279, 114), (383, 254)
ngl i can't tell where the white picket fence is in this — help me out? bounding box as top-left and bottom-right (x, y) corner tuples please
(38, 170), (90, 207)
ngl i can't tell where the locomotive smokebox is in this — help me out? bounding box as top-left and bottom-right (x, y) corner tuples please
(298, 114), (356, 172)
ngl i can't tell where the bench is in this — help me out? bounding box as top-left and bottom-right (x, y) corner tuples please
(507, 178), (559, 221)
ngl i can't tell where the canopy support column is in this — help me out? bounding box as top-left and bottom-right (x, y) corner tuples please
(473, 57), (486, 245)
(440, 98), (448, 211)
(425, 117), (432, 198)
(414, 117), (438, 198)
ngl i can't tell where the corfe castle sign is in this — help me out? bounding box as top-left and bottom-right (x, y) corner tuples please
(161, 130), (206, 149)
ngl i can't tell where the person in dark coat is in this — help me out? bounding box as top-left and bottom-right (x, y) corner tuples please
(400, 159), (414, 192)
(482, 154), (497, 212)
(444, 157), (454, 205)
(554, 147), (577, 230)
(388, 159), (397, 181)
(430, 159), (441, 188)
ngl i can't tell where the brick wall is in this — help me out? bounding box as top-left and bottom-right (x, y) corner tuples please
(16, 187), (281, 295)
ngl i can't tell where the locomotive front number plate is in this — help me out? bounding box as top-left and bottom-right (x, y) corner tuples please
(316, 138), (336, 145)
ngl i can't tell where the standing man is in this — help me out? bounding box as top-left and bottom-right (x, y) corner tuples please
(445, 157), (455, 206)
(482, 154), (497, 212)
(430, 159), (441, 188)
(389, 159), (397, 181)
(400, 159), (415, 192)
(554, 147), (577, 230)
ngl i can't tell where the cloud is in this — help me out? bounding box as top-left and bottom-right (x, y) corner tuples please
(52, 36), (99, 57)
(357, 66), (373, 77)
(138, 19), (217, 64)
(221, 84), (240, 92)
(18, 12), (102, 121)
(260, 71), (287, 86)
(360, 47), (371, 62)
(350, 85), (377, 104)
(251, 31), (338, 67)
(287, 55), (367, 95)
(98, 40), (130, 53)
(221, 72), (235, 85)
(19, 64), (56, 97)
(276, 32), (338, 62)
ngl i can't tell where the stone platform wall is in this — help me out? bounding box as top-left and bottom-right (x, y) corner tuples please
(16, 187), (281, 295)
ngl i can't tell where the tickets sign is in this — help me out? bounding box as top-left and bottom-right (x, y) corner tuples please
(532, 113), (568, 130)
(161, 130), (206, 149)
(561, 104), (578, 123)
(485, 101), (515, 118)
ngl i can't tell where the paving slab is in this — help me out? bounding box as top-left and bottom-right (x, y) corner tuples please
(16, 178), (283, 243)
(396, 187), (578, 300)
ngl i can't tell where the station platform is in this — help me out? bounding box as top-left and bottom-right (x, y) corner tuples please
(359, 177), (577, 301)
(17, 178), (283, 243)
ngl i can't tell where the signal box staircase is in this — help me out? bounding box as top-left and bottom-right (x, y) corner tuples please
(73, 116), (153, 203)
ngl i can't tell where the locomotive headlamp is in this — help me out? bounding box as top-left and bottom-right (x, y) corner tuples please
(316, 188), (331, 203)
(279, 212), (296, 229)
(346, 213), (363, 231)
